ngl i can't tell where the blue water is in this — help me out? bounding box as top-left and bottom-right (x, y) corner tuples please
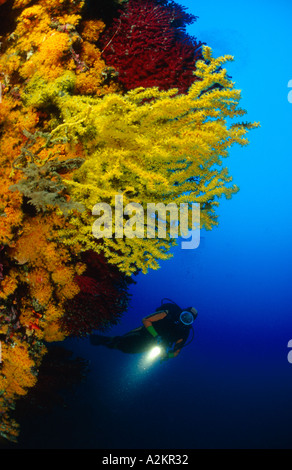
(5, 0), (292, 449)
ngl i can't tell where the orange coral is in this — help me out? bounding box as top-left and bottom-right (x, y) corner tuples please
(80, 19), (105, 42)
(0, 0), (125, 442)
(43, 321), (66, 342)
(27, 269), (53, 306)
(0, 269), (18, 299)
(0, 340), (45, 398)
(21, 31), (72, 80)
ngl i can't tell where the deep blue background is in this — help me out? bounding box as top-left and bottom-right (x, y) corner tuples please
(5, 0), (292, 449)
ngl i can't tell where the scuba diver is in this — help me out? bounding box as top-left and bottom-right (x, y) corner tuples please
(90, 299), (198, 361)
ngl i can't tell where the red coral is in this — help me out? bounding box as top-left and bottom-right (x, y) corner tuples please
(99, 0), (203, 93)
(74, 275), (101, 296)
(60, 251), (133, 336)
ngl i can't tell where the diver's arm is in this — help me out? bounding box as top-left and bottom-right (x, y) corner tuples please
(142, 311), (168, 337)
(166, 338), (184, 358)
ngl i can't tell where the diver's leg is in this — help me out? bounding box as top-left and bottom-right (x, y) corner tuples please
(90, 334), (121, 348)
(90, 328), (155, 353)
(90, 327), (144, 347)
(115, 327), (156, 354)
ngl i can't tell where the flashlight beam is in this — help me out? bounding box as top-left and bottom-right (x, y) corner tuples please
(148, 346), (162, 360)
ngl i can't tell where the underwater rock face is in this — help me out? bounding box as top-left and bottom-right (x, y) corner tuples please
(0, 0), (257, 442)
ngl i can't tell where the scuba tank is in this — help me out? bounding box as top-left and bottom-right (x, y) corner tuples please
(160, 298), (182, 309)
(160, 298), (196, 349)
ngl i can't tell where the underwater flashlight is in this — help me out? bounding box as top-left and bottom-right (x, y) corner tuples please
(148, 346), (162, 360)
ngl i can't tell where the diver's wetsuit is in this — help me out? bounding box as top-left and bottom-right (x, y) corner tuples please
(90, 303), (192, 357)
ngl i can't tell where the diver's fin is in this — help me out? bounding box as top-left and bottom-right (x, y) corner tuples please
(90, 334), (114, 346)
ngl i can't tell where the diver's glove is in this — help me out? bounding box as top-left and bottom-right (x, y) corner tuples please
(146, 325), (159, 338)
(166, 351), (176, 359)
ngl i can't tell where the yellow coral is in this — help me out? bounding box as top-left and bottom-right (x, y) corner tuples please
(52, 48), (259, 274)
